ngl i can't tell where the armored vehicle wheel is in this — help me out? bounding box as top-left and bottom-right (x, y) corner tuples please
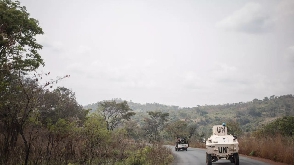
(229, 157), (234, 163)
(233, 153), (239, 165)
(206, 153), (212, 165)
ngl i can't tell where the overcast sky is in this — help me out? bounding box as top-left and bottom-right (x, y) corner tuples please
(20, 0), (293, 107)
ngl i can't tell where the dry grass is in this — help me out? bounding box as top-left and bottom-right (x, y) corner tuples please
(239, 134), (293, 164)
(173, 134), (293, 164)
(188, 141), (206, 149)
(118, 142), (174, 165)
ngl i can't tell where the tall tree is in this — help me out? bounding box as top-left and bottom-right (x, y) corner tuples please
(143, 111), (169, 142)
(0, 0), (44, 73)
(39, 87), (88, 126)
(98, 100), (135, 131)
(0, 76), (41, 164)
(165, 120), (188, 139)
(0, 1), (43, 164)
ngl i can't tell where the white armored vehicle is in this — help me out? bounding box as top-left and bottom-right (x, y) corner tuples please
(206, 123), (239, 165)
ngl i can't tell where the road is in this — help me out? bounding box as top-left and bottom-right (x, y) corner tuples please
(166, 146), (271, 165)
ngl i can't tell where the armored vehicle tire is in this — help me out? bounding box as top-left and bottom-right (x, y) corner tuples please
(206, 153), (212, 165)
(233, 153), (239, 165)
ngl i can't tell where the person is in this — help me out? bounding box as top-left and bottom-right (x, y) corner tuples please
(176, 137), (180, 147)
(176, 137), (181, 142)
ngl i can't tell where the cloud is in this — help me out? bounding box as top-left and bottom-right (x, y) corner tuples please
(216, 2), (274, 33)
(283, 46), (294, 62)
(275, 0), (294, 19)
(36, 34), (64, 52)
(182, 72), (208, 90)
(64, 56), (161, 90)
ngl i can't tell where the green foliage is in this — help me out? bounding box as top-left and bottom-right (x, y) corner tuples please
(165, 120), (189, 139)
(226, 120), (242, 136)
(248, 106), (262, 117)
(254, 116), (294, 137)
(40, 87), (88, 126)
(48, 118), (74, 134)
(0, 2), (45, 163)
(97, 100), (135, 131)
(249, 150), (257, 156)
(120, 145), (173, 165)
(0, 1), (173, 165)
(143, 111), (169, 142)
(147, 111), (169, 123)
(85, 95), (294, 138)
(0, 0), (44, 72)
(122, 146), (151, 165)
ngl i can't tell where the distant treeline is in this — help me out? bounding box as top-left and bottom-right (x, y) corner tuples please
(84, 94), (294, 133)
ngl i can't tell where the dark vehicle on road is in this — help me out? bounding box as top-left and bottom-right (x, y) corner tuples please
(175, 137), (189, 151)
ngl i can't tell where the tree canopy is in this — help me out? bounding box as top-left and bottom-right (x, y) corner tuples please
(0, 0), (44, 73)
(98, 100), (135, 131)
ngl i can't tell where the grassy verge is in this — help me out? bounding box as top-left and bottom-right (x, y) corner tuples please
(172, 134), (293, 164)
(117, 142), (174, 165)
(239, 134), (293, 164)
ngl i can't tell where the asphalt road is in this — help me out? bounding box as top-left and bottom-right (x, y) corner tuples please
(167, 146), (270, 165)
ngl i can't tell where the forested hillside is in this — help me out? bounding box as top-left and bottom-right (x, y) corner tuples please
(1, 0), (293, 164)
(84, 94), (294, 135)
(84, 95), (294, 164)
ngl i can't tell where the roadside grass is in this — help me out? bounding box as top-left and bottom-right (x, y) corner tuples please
(188, 141), (206, 149)
(239, 134), (293, 164)
(172, 134), (293, 164)
(117, 142), (174, 165)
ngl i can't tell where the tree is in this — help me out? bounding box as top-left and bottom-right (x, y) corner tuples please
(165, 120), (188, 140)
(248, 106), (262, 117)
(226, 120), (242, 136)
(255, 116), (294, 137)
(143, 111), (169, 142)
(0, 0), (44, 73)
(0, 75), (41, 164)
(98, 100), (135, 131)
(81, 114), (110, 164)
(39, 87), (88, 126)
(0, 1), (52, 164)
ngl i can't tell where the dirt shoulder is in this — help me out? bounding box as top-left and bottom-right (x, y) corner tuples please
(240, 154), (289, 165)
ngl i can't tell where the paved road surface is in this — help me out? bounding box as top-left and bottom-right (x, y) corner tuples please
(167, 146), (270, 165)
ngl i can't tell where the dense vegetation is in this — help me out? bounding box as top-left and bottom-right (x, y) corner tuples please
(240, 116), (293, 164)
(0, 1), (173, 164)
(86, 96), (294, 164)
(1, 0), (293, 164)
(85, 95), (294, 138)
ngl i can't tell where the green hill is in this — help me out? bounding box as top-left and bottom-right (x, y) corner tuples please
(84, 94), (294, 136)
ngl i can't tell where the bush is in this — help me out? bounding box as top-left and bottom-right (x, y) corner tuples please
(120, 143), (173, 165)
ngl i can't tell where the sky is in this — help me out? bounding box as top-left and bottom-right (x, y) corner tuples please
(20, 0), (294, 107)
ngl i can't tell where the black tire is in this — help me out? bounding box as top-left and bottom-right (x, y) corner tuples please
(230, 157), (234, 163)
(175, 147), (177, 151)
(185, 148), (187, 151)
(206, 153), (212, 165)
(234, 153), (239, 165)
